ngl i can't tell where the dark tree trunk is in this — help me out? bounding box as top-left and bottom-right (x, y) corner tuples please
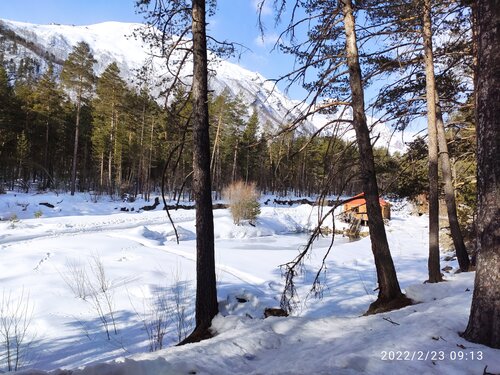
(180, 0), (218, 344)
(70, 98), (81, 196)
(231, 142), (238, 183)
(43, 119), (50, 189)
(435, 101), (470, 271)
(463, 0), (500, 349)
(341, 0), (410, 314)
(422, 0), (443, 283)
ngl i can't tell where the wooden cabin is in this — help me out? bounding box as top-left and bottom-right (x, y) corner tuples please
(342, 193), (391, 224)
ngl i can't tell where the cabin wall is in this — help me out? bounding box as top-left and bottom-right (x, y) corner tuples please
(342, 201), (391, 222)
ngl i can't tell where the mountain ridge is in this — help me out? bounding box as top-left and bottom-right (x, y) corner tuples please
(0, 18), (408, 153)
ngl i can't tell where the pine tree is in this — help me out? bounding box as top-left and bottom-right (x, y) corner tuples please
(261, 0), (409, 314)
(15, 130), (30, 191)
(136, 0), (236, 344)
(13, 59), (38, 185)
(32, 64), (65, 188)
(92, 62), (127, 195)
(208, 91), (247, 195)
(462, 0), (500, 349)
(61, 41), (96, 195)
(187, 0), (219, 343)
(163, 85), (193, 200)
(363, 0), (472, 272)
(121, 87), (162, 199)
(341, 0), (410, 312)
(422, 0), (443, 282)
(0, 64), (20, 186)
(241, 109), (260, 183)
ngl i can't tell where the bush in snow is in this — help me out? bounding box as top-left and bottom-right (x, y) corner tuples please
(223, 181), (260, 225)
(131, 270), (193, 350)
(0, 288), (35, 372)
(59, 255), (118, 340)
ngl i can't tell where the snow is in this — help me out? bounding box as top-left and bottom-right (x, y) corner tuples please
(0, 191), (498, 374)
(306, 106), (412, 154)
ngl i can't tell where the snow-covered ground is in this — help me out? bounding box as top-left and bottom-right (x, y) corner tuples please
(0, 191), (498, 375)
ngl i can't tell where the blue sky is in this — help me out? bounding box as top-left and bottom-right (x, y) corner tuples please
(0, 0), (306, 99)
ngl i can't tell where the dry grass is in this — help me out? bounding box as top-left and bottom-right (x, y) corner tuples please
(222, 181), (260, 225)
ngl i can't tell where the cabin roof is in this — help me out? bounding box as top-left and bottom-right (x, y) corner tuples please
(344, 193), (389, 208)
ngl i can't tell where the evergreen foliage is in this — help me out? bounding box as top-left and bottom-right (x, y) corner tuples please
(60, 41), (96, 195)
(92, 62), (127, 195)
(0, 5), (477, 212)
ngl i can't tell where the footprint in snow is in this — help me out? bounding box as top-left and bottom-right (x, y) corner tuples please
(33, 252), (52, 271)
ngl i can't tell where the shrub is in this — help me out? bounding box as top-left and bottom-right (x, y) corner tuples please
(223, 181), (260, 225)
(8, 214), (19, 229)
(0, 288), (34, 372)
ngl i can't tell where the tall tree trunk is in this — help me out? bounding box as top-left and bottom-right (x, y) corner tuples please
(341, 0), (409, 314)
(115, 127), (122, 195)
(210, 112), (223, 191)
(137, 101), (146, 198)
(180, 0), (218, 344)
(99, 152), (104, 191)
(44, 119), (50, 189)
(113, 109), (122, 195)
(108, 111), (115, 196)
(108, 146), (113, 195)
(231, 142), (238, 183)
(463, 0), (500, 349)
(146, 118), (155, 201)
(435, 100), (470, 271)
(70, 98), (81, 196)
(422, 0), (442, 283)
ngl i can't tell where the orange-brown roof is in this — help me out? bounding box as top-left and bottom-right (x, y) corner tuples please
(345, 193), (389, 208)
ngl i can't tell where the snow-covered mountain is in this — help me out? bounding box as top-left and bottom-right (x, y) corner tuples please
(0, 18), (408, 153)
(0, 20), (304, 125)
(306, 109), (409, 154)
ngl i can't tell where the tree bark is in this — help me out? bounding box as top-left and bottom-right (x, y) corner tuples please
(108, 114), (114, 196)
(180, 0), (218, 344)
(43, 119), (50, 189)
(341, 0), (409, 314)
(231, 142), (238, 183)
(422, 0), (442, 283)
(70, 97), (81, 196)
(435, 100), (470, 271)
(463, 0), (500, 348)
(137, 100), (146, 198)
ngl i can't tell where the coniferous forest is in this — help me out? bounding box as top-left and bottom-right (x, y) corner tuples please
(0, 39), (476, 206)
(0, 0), (499, 366)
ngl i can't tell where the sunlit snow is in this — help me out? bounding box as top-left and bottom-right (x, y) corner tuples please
(0, 192), (498, 374)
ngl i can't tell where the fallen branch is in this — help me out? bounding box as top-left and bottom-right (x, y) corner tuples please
(382, 317), (400, 325)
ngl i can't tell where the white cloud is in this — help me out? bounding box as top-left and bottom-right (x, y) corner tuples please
(254, 32), (279, 47)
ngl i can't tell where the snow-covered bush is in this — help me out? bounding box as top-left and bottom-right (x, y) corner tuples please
(223, 181), (260, 225)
